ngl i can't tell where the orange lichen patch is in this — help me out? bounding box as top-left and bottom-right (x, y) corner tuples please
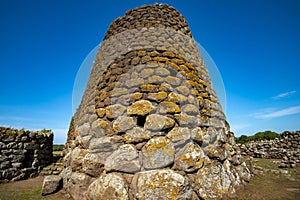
(186, 80), (196, 87)
(156, 46), (167, 52)
(142, 137), (175, 165)
(147, 91), (168, 101)
(131, 92), (143, 100)
(141, 56), (152, 64)
(171, 58), (185, 65)
(162, 51), (176, 58)
(199, 79), (207, 87)
(97, 91), (107, 101)
(159, 101), (181, 114)
(131, 57), (140, 65)
(179, 65), (189, 72)
(185, 63), (195, 71)
(187, 72), (198, 80)
(146, 61), (159, 66)
(191, 89), (200, 96)
(179, 71), (186, 77)
(96, 108), (106, 118)
(168, 92), (188, 102)
(153, 56), (169, 62)
(166, 61), (180, 71)
(99, 120), (109, 128)
(159, 83), (172, 92)
(201, 92), (209, 98)
(135, 170), (187, 199)
(138, 50), (147, 57)
(197, 95), (204, 102)
(127, 100), (155, 116)
(178, 146), (204, 170)
(140, 84), (159, 92)
(148, 51), (160, 57)
(144, 137), (169, 152)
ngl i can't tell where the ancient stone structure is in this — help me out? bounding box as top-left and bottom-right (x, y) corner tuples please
(62, 3), (251, 199)
(0, 127), (53, 182)
(236, 131), (300, 168)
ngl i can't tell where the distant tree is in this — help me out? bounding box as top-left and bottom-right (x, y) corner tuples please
(53, 144), (64, 151)
(235, 135), (250, 144)
(235, 130), (280, 144)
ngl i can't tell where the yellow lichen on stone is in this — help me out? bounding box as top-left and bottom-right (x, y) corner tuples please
(148, 51), (159, 57)
(153, 56), (169, 62)
(191, 89), (200, 96)
(140, 84), (159, 92)
(187, 73), (197, 81)
(138, 50), (147, 57)
(159, 101), (180, 114)
(127, 100), (155, 116)
(162, 51), (175, 58)
(179, 71), (186, 77)
(147, 91), (167, 101)
(185, 63), (195, 70)
(201, 92), (209, 98)
(141, 55), (152, 63)
(166, 61), (180, 71)
(179, 65), (189, 72)
(199, 79), (207, 87)
(171, 58), (185, 65)
(131, 92), (143, 100)
(186, 80), (196, 87)
(131, 57), (140, 65)
(96, 108), (106, 118)
(168, 92), (188, 102)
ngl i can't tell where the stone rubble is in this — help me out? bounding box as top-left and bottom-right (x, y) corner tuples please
(236, 131), (300, 168)
(0, 127), (53, 182)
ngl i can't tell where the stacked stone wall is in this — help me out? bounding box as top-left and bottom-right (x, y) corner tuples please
(236, 131), (300, 168)
(0, 127), (53, 182)
(62, 3), (251, 200)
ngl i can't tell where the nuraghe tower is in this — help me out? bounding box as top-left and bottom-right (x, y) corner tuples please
(62, 3), (251, 200)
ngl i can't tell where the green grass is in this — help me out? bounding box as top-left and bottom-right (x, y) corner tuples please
(255, 158), (280, 170)
(52, 145), (64, 151)
(14, 188), (42, 200)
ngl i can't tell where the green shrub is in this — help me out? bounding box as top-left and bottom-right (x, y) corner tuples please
(236, 130), (280, 144)
(53, 144), (64, 151)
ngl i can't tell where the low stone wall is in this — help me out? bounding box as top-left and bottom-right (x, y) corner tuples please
(0, 127), (53, 182)
(236, 131), (300, 168)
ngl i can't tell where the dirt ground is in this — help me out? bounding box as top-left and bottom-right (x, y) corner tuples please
(0, 176), (71, 200)
(0, 158), (299, 200)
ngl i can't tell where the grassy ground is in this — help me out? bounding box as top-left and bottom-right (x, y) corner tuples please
(0, 158), (299, 200)
(234, 158), (300, 200)
(0, 176), (70, 200)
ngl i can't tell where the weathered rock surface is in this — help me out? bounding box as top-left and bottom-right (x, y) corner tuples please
(87, 173), (128, 200)
(127, 100), (154, 116)
(144, 114), (175, 132)
(42, 175), (62, 196)
(132, 169), (192, 200)
(141, 137), (175, 169)
(105, 144), (140, 173)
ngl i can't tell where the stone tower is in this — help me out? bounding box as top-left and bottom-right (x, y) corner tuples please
(62, 3), (251, 200)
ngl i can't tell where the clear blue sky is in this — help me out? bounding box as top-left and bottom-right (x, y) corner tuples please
(1, 0), (299, 144)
